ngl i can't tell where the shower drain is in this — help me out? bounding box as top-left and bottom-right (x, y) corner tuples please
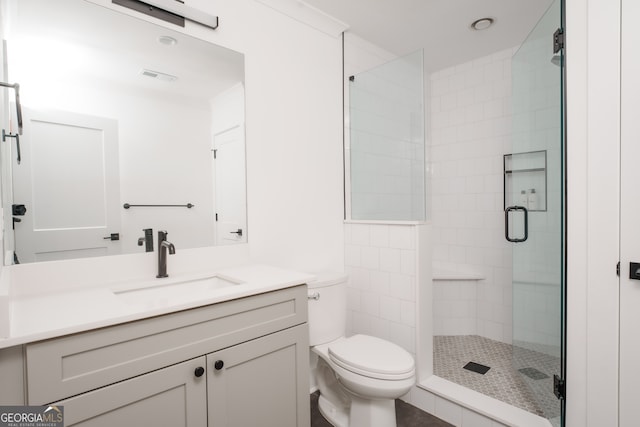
(463, 361), (491, 375)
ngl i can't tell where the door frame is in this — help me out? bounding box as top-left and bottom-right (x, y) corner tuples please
(565, 0), (621, 426)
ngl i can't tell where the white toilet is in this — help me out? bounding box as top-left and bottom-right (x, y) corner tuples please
(308, 273), (416, 427)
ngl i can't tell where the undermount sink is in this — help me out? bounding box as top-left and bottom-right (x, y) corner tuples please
(113, 275), (243, 308)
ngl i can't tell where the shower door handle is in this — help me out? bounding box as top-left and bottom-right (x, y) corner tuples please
(505, 206), (528, 243)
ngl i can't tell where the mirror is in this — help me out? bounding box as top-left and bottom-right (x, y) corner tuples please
(1, 0), (247, 264)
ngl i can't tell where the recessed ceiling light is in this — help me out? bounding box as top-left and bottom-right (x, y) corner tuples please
(471, 18), (494, 31)
(158, 35), (178, 46)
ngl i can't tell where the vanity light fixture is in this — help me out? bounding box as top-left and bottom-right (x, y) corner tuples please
(470, 17), (494, 31)
(112, 0), (218, 30)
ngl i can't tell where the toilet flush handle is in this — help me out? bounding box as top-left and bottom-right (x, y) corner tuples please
(308, 292), (320, 301)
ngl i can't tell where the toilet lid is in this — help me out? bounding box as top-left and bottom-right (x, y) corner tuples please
(328, 335), (415, 380)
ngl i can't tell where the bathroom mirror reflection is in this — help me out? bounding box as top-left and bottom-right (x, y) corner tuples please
(1, 0), (247, 264)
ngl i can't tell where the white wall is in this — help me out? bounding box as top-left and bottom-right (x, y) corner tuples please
(213, 0), (346, 272)
(2, 0), (346, 285)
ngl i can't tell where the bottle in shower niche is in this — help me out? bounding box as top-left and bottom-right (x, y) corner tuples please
(527, 189), (537, 211)
(519, 190), (528, 209)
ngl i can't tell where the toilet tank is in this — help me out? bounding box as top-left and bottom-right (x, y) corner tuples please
(307, 272), (347, 346)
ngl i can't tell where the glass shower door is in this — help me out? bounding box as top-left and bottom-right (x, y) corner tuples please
(508, 0), (564, 425)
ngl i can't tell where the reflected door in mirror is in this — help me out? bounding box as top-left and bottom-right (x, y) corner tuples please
(13, 108), (121, 263)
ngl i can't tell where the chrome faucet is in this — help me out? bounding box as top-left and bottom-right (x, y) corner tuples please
(156, 230), (176, 278)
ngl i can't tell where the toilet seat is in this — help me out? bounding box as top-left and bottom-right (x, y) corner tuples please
(328, 335), (415, 381)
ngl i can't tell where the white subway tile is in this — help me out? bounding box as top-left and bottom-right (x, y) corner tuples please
(370, 224), (390, 247)
(380, 295), (402, 322)
(361, 291), (380, 316)
(345, 244), (362, 267)
(400, 300), (416, 326)
(408, 387), (436, 414)
(461, 408), (493, 427)
(435, 397), (463, 426)
(350, 224), (370, 245)
(361, 246), (380, 269)
(441, 93), (458, 111)
(347, 266), (371, 291)
(392, 273), (416, 301)
(389, 226), (415, 249)
(388, 322), (415, 353)
(401, 250), (416, 275)
(370, 317), (391, 340)
(370, 270), (390, 295)
(380, 247), (402, 272)
(346, 288), (362, 312)
(431, 77), (450, 97)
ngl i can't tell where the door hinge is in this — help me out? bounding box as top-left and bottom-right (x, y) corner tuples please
(215, 213), (218, 221)
(553, 28), (564, 54)
(617, 261), (621, 276)
(553, 374), (565, 400)
(212, 149), (217, 159)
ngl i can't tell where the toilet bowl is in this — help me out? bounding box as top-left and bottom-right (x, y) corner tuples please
(308, 273), (416, 427)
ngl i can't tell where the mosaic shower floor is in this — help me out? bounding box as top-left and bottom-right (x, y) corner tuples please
(434, 335), (561, 421)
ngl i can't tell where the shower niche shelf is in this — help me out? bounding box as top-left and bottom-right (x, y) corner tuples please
(503, 150), (547, 212)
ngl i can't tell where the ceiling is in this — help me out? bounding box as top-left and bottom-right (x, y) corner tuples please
(7, 0), (244, 106)
(303, 0), (555, 71)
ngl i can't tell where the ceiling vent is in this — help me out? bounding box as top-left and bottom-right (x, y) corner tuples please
(140, 69), (178, 82)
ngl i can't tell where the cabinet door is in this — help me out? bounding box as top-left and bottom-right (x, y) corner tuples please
(55, 357), (207, 427)
(207, 324), (309, 427)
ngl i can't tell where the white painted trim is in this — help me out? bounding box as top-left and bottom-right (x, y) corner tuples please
(565, 0), (621, 426)
(253, 0), (348, 38)
(565, 0), (588, 425)
(415, 224), (433, 381)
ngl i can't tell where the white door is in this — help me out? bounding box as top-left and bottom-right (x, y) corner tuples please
(213, 125), (247, 245)
(12, 108), (121, 263)
(620, 1), (640, 424)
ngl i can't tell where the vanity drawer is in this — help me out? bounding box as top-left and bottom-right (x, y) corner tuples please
(26, 285), (307, 404)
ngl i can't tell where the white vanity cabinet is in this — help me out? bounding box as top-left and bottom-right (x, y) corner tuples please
(22, 285), (310, 427)
(53, 356), (208, 427)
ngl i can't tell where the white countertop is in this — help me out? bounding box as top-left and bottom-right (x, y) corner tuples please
(0, 264), (314, 349)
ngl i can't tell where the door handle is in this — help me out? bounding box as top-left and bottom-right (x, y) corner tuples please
(505, 206), (528, 243)
(103, 233), (120, 241)
(230, 229), (243, 237)
(630, 262), (640, 280)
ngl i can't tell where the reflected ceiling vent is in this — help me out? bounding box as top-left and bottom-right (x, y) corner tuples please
(140, 69), (178, 82)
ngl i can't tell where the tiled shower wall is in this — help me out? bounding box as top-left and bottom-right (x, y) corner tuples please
(430, 47), (517, 344)
(344, 223), (418, 355)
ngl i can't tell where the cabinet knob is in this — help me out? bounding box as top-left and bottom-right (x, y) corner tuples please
(194, 366), (205, 377)
(214, 360), (224, 370)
